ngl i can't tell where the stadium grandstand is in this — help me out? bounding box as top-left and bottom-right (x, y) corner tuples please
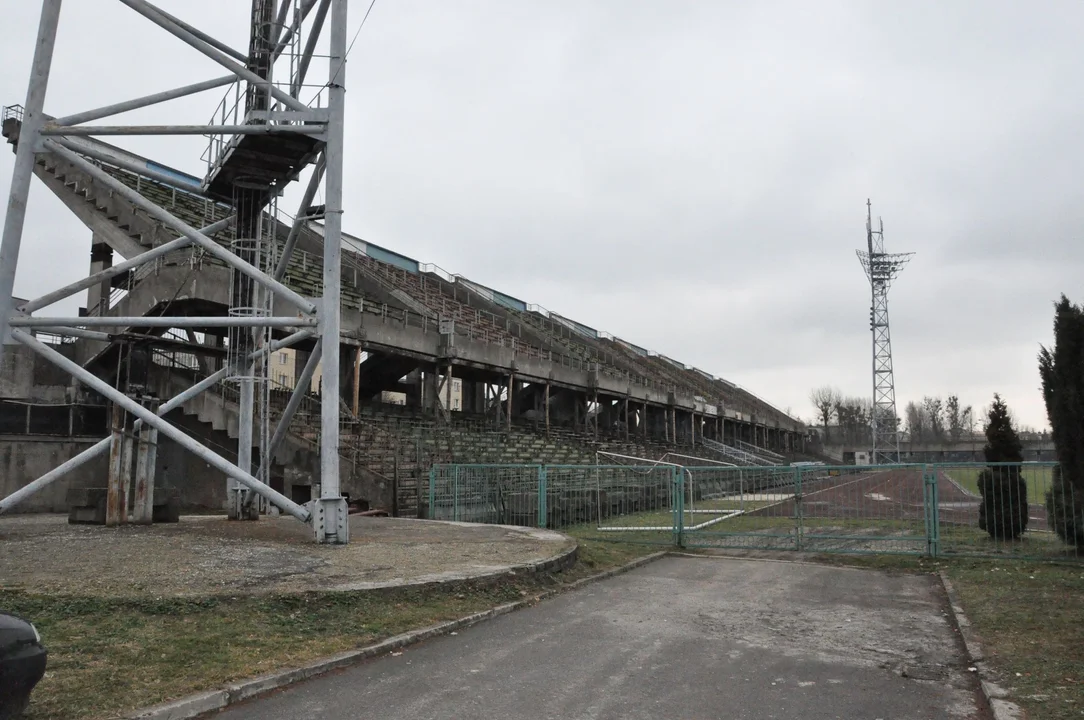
(2, 108), (814, 517)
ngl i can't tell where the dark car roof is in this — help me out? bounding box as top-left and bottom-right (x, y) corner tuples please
(0, 612), (34, 631)
(0, 611), (39, 654)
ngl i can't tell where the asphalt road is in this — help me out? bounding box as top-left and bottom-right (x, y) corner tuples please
(216, 556), (981, 719)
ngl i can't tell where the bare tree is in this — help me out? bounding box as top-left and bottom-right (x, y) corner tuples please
(923, 396), (946, 440)
(946, 395), (972, 442)
(834, 396), (872, 445)
(809, 386), (841, 442)
(905, 400), (928, 442)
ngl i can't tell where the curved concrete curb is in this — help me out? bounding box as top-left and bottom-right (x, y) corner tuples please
(126, 548), (666, 720)
(939, 571), (1024, 720)
(321, 535), (579, 593)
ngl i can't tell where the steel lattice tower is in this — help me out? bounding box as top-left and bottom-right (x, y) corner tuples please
(0, 0), (352, 542)
(856, 200), (913, 465)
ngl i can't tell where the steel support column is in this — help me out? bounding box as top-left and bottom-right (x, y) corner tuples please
(231, 372), (258, 520)
(313, 0), (349, 543)
(0, 0), (63, 360)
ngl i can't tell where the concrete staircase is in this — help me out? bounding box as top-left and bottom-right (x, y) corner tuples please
(148, 363), (393, 510)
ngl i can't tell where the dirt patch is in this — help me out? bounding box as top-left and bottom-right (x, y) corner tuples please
(0, 514), (572, 597)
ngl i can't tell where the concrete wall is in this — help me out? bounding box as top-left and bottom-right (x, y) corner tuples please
(0, 344), (72, 402)
(0, 436), (108, 513)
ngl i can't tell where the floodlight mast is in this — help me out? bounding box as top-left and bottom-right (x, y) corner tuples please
(856, 200), (913, 465)
(0, 0), (351, 543)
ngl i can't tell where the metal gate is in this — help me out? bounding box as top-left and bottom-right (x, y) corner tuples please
(427, 462), (1081, 561)
(681, 464), (933, 556)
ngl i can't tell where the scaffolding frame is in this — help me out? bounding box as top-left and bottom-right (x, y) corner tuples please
(0, 0), (352, 543)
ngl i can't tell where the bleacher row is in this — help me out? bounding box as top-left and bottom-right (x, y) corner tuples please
(100, 158), (796, 429)
(331, 403), (746, 516)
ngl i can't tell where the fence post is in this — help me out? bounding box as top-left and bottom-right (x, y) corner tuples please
(673, 466), (685, 547)
(427, 465), (436, 520)
(794, 465), (803, 551)
(537, 465), (547, 528)
(453, 465), (460, 522)
(924, 464), (940, 558)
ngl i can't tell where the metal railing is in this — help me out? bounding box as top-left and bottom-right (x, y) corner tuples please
(425, 461), (1082, 561)
(733, 438), (786, 462)
(0, 399), (108, 437)
(202, 77), (329, 182)
(2, 104), (24, 123)
(701, 437), (781, 466)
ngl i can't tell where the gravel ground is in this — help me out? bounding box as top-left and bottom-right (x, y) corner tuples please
(0, 514), (571, 597)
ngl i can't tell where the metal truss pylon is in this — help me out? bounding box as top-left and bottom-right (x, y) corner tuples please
(856, 200), (913, 466)
(0, 0), (352, 543)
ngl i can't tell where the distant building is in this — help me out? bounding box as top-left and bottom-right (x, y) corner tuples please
(380, 390), (407, 405)
(271, 348), (297, 390)
(438, 378), (463, 411)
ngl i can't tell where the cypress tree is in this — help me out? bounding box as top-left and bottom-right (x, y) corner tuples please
(1039, 295), (1084, 548)
(976, 394), (1028, 540)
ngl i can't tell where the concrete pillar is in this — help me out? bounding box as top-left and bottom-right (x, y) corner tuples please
(445, 362), (453, 414)
(506, 374), (513, 431)
(593, 390), (599, 440)
(404, 368), (423, 409)
(352, 347), (362, 416)
(87, 237), (112, 316)
(338, 344), (353, 407)
(423, 370), (438, 413)
(132, 420), (158, 525)
(471, 380), (485, 414)
(545, 382), (550, 437)
(106, 402), (125, 527)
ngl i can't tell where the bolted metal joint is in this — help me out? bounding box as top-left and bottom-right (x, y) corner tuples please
(312, 496), (350, 544)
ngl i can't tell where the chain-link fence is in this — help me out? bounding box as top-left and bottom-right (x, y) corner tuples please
(934, 462), (1078, 560)
(425, 462), (1084, 560)
(427, 463), (680, 544)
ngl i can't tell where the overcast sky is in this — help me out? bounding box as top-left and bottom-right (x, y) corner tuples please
(2, 0), (1082, 429)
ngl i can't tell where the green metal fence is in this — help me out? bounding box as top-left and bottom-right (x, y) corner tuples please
(682, 463), (932, 555)
(427, 463), (682, 545)
(933, 462), (1075, 560)
(425, 462), (1083, 560)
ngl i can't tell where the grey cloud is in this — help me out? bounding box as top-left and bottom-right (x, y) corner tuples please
(3, 0), (1082, 428)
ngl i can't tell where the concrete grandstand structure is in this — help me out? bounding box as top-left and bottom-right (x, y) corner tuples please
(0, 108), (810, 519)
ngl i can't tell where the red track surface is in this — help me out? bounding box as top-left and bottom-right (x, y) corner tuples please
(740, 469), (1049, 531)
(742, 469), (958, 522)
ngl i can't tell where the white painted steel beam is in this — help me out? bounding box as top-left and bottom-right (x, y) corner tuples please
(0, 330), (311, 514)
(11, 329), (311, 522)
